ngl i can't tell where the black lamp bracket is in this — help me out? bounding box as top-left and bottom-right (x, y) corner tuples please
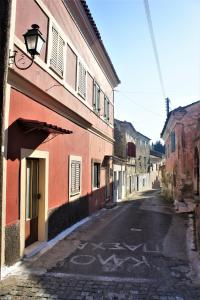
(9, 50), (34, 70)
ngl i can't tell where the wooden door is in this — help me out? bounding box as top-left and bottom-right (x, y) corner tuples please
(25, 159), (39, 247)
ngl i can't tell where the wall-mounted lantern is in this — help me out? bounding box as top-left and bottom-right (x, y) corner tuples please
(9, 24), (45, 70)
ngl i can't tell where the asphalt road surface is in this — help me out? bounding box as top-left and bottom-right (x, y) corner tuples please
(1, 190), (200, 300)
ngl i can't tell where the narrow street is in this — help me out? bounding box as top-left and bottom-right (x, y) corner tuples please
(1, 190), (200, 300)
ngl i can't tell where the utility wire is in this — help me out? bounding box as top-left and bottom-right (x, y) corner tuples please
(143, 0), (166, 99)
(115, 89), (164, 118)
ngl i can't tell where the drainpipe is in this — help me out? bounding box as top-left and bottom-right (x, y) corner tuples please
(0, 0), (12, 279)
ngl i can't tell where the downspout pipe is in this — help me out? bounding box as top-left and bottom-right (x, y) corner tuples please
(0, 0), (12, 279)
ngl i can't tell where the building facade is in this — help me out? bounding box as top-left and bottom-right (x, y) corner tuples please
(114, 120), (137, 201)
(113, 120), (151, 202)
(0, 0), (120, 269)
(161, 101), (200, 203)
(135, 132), (151, 192)
(149, 149), (163, 189)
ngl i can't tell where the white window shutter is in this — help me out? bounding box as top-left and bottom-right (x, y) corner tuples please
(57, 36), (64, 75)
(104, 96), (109, 120)
(71, 162), (76, 194)
(51, 27), (58, 70)
(93, 82), (100, 112)
(78, 62), (86, 99)
(75, 162), (80, 192)
(71, 161), (80, 195)
(51, 27), (64, 77)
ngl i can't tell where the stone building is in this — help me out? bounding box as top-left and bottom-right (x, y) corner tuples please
(113, 120), (137, 201)
(161, 101), (200, 204)
(135, 132), (151, 191)
(0, 0), (120, 271)
(194, 117), (200, 251)
(149, 149), (163, 189)
(113, 120), (151, 202)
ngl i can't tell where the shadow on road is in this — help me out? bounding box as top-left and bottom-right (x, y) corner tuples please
(1, 189), (199, 300)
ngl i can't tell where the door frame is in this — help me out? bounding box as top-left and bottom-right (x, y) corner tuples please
(20, 148), (49, 256)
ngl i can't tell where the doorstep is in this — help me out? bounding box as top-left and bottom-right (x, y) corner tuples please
(24, 241), (47, 259)
(22, 215), (90, 262)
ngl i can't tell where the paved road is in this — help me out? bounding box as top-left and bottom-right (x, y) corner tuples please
(1, 190), (200, 299)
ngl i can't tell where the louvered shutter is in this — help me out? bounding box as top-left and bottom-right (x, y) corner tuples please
(93, 82), (100, 112)
(78, 62), (86, 99)
(57, 36), (64, 75)
(71, 161), (80, 195)
(104, 97), (106, 118)
(51, 27), (58, 70)
(104, 96), (109, 120)
(107, 100), (109, 120)
(50, 27), (64, 76)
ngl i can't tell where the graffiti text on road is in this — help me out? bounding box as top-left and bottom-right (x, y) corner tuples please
(70, 253), (150, 272)
(77, 241), (161, 253)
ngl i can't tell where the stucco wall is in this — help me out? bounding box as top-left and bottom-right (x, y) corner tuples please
(162, 103), (200, 201)
(13, 0), (115, 138)
(6, 88), (90, 225)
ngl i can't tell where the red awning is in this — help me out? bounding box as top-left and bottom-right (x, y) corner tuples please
(18, 118), (73, 135)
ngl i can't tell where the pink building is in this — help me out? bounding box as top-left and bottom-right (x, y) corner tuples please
(161, 101), (200, 204)
(0, 0), (120, 269)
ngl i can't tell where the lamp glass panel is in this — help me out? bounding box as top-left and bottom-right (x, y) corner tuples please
(36, 35), (44, 54)
(26, 35), (37, 51)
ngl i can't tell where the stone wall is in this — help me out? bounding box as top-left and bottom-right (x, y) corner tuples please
(5, 222), (20, 266)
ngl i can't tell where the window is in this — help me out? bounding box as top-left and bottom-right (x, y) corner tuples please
(93, 162), (100, 189)
(66, 45), (77, 90)
(143, 178), (145, 187)
(50, 26), (65, 77)
(104, 96), (109, 121)
(78, 61), (86, 99)
(69, 156), (82, 200)
(171, 131), (176, 152)
(166, 143), (169, 158)
(144, 157), (147, 168)
(123, 171), (125, 185)
(127, 142), (136, 157)
(93, 81), (100, 113)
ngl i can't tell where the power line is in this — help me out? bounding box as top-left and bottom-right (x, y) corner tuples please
(115, 89), (164, 118)
(143, 0), (166, 99)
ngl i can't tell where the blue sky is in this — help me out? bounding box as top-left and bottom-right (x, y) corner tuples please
(86, 0), (200, 142)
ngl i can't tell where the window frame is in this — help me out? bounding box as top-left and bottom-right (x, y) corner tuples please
(69, 155), (82, 201)
(92, 160), (101, 190)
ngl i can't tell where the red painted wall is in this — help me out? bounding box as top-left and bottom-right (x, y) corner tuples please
(6, 88), (90, 225)
(7, 0), (116, 227)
